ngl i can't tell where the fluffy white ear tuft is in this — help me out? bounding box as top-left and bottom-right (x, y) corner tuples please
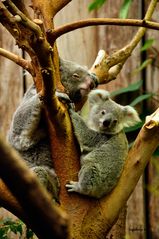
(88, 89), (110, 106)
(122, 105), (141, 128)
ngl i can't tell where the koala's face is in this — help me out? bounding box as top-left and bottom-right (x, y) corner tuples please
(60, 59), (98, 102)
(88, 99), (125, 134)
(87, 89), (141, 134)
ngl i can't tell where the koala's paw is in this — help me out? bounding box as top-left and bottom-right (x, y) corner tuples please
(56, 92), (75, 109)
(65, 181), (80, 192)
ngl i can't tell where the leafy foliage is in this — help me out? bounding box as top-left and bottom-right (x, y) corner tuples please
(111, 80), (143, 97)
(88, 0), (107, 11)
(133, 59), (153, 74)
(119, 0), (133, 18)
(130, 93), (154, 107)
(141, 38), (154, 51)
(0, 218), (34, 239)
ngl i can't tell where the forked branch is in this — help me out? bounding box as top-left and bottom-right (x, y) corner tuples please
(31, 0), (72, 29)
(90, 0), (158, 83)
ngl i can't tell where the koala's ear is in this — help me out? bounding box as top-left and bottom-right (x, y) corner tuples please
(88, 89), (110, 106)
(122, 106), (141, 128)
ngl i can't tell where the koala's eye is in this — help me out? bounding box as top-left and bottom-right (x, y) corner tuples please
(73, 73), (80, 79)
(101, 110), (106, 115)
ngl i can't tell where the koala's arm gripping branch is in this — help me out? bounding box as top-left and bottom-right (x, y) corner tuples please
(81, 108), (159, 237)
(0, 134), (69, 239)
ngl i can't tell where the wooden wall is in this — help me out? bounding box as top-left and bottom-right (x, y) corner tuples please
(1, 0), (159, 238)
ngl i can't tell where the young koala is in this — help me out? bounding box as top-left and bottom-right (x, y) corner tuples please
(8, 59), (98, 202)
(66, 89), (141, 199)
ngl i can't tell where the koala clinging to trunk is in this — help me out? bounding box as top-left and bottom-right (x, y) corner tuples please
(66, 89), (141, 199)
(8, 58), (98, 202)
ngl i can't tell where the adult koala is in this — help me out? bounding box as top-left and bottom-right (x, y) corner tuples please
(8, 59), (98, 201)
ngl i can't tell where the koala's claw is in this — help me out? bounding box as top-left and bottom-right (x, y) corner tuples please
(56, 91), (75, 109)
(66, 181), (79, 192)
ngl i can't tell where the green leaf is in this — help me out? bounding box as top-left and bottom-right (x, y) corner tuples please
(141, 38), (154, 51)
(134, 59), (152, 74)
(16, 224), (23, 235)
(119, 0), (133, 19)
(111, 80), (143, 97)
(130, 93), (153, 106)
(88, 0), (107, 11)
(26, 228), (34, 239)
(124, 121), (143, 133)
(0, 227), (8, 239)
(10, 223), (23, 235)
(153, 147), (159, 157)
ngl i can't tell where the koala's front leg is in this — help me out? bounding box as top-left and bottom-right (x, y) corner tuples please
(69, 109), (96, 148)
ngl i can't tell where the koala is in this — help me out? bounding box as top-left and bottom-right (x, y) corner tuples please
(66, 89), (141, 199)
(8, 84), (60, 201)
(8, 59), (98, 202)
(59, 58), (98, 102)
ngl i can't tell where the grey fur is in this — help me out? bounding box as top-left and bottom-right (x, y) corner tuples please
(8, 59), (98, 201)
(59, 58), (98, 102)
(66, 89), (141, 199)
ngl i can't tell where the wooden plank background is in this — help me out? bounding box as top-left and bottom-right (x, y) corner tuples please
(1, 0), (159, 238)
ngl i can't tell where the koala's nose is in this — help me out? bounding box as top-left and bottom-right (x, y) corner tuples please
(103, 119), (111, 127)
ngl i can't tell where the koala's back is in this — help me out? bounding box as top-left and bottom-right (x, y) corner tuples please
(19, 138), (53, 168)
(80, 131), (128, 198)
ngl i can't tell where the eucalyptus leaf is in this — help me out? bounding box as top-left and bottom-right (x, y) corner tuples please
(119, 0), (133, 19)
(130, 93), (153, 106)
(124, 121), (143, 133)
(111, 80), (143, 97)
(88, 0), (107, 11)
(141, 38), (154, 51)
(0, 228), (8, 239)
(133, 59), (152, 74)
(26, 228), (34, 239)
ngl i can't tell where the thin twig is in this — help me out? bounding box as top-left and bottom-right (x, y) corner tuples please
(0, 48), (34, 75)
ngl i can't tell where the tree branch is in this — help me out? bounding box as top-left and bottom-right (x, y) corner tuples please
(81, 108), (159, 237)
(50, 18), (159, 41)
(31, 0), (72, 30)
(52, 0), (72, 17)
(3, 0), (41, 35)
(0, 48), (34, 75)
(90, 0), (158, 84)
(11, 0), (32, 19)
(0, 179), (24, 219)
(0, 134), (69, 239)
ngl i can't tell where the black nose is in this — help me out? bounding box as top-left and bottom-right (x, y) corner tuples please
(103, 119), (111, 127)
